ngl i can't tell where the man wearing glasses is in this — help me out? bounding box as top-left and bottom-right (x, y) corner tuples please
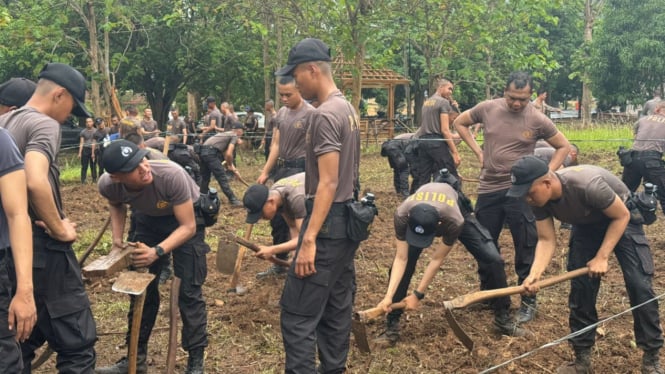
(453, 71), (571, 328)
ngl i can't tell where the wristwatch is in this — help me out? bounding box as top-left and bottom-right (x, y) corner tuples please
(413, 290), (425, 300)
(154, 245), (166, 257)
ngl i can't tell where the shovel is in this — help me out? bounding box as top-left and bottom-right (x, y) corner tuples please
(216, 235), (290, 274)
(352, 301), (406, 354)
(443, 267), (590, 351)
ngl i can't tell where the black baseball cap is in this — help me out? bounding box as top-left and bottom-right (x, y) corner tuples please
(0, 78), (36, 107)
(102, 140), (150, 174)
(275, 38), (331, 76)
(406, 203), (439, 248)
(243, 184), (269, 224)
(206, 96), (216, 103)
(233, 122), (244, 130)
(38, 63), (92, 118)
(506, 156), (550, 198)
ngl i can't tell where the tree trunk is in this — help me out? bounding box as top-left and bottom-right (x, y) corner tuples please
(581, 0), (597, 127)
(274, 14), (282, 110)
(262, 8), (272, 105)
(351, 43), (364, 115)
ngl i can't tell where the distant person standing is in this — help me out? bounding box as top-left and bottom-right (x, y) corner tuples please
(93, 117), (110, 175)
(262, 99), (277, 160)
(199, 97), (222, 141)
(412, 78), (461, 191)
(275, 37), (361, 374)
(78, 117), (97, 183)
(642, 90), (662, 117)
(140, 107), (159, 139)
(0, 62), (97, 372)
(532, 89), (562, 116)
(622, 101), (665, 213)
(255, 76), (314, 278)
(167, 107), (188, 144)
(454, 71), (571, 326)
(244, 107), (260, 149)
(108, 114), (120, 136)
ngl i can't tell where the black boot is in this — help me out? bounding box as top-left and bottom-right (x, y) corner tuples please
(516, 295), (537, 324)
(95, 354), (147, 374)
(643, 349), (664, 374)
(493, 309), (531, 337)
(185, 347), (205, 374)
(372, 315), (400, 348)
(556, 347), (592, 374)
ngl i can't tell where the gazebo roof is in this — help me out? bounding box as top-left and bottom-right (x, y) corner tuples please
(333, 57), (410, 89)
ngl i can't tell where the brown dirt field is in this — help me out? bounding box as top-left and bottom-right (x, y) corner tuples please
(34, 146), (664, 373)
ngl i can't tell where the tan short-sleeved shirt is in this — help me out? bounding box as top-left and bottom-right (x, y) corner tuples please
(632, 114), (665, 153)
(204, 131), (237, 153)
(415, 93), (453, 137)
(469, 98), (559, 193)
(394, 183), (464, 246)
(271, 172), (307, 221)
(141, 119), (159, 138)
(275, 101), (314, 160)
(0, 107), (64, 218)
(98, 160), (199, 217)
(532, 165), (630, 225)
(304, 91), (360, 202)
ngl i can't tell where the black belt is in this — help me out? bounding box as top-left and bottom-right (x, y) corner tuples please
(199, 145), (219, 155)
(305, 199), (350, 216)
(277, 157), (305, 169)
(634, 150), (662, 159)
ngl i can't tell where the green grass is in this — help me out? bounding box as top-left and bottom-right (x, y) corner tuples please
(557, 122), (633, 151)
(57, 122), (634, 184)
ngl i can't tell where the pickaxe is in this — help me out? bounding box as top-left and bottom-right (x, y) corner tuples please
(443, 267), (589, 351)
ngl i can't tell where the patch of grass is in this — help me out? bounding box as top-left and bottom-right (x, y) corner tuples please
(557, 122), (633, 151)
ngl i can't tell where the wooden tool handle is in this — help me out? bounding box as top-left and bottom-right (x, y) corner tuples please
(233, 236), (291, 268)
(355, 301), (407, 322)
(448, 267), (589, 309)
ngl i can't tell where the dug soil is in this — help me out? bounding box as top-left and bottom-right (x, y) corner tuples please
(35, 148), (663, 373)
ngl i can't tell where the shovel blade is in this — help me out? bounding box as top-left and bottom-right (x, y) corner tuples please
(112, 271), (155, 295)
(217, 241), (239, 274)
(351, 317), (371, 354)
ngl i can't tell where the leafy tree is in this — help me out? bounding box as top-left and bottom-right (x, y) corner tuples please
(589, 0), (665, 107)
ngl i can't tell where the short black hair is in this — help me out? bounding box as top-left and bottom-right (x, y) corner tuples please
(505, 71), (533, 91)
(570, 143), (579, 153)
(126, 105), (138, 115)
(123, 132), (144, 145)
(278, 75), (295, 85)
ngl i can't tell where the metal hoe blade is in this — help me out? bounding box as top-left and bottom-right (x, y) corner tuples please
(351, 316), (371, 354)
(443, 301), (475, 351)
(216, 241), (239, 274)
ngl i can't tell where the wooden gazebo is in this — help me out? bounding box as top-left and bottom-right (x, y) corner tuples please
(334, 58), (410, 144)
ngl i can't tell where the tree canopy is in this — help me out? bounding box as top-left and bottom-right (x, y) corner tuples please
(0, 0), (660, 123)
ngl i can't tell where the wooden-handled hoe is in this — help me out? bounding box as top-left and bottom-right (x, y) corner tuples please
(443, 267), (589, 351)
